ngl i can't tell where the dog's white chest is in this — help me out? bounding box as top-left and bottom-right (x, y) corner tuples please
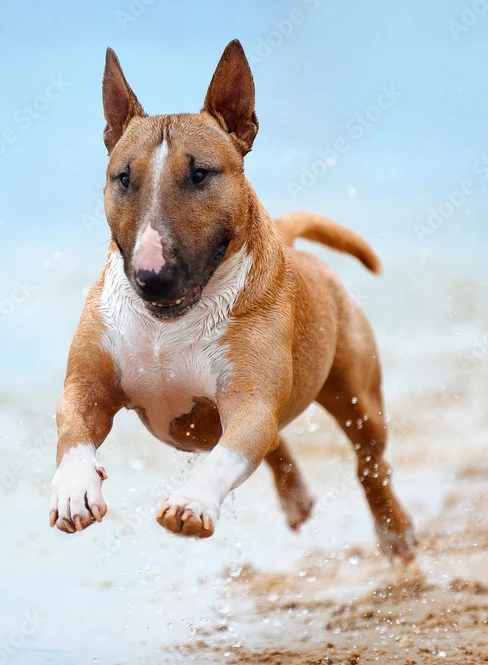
(114, 323), (219, 442)
(99, 250), (251, 445)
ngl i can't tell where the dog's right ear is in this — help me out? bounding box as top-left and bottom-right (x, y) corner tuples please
(102, 48), (145, 154)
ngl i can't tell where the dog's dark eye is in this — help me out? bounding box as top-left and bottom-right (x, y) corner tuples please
(191, 168), (209, 185)
(119, 173), (130, 189)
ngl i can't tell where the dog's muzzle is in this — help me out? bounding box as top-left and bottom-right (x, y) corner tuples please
(133, 240), (230, 320)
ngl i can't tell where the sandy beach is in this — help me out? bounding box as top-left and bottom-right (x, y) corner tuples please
(2, 2), (488, 662)
(1, 245), (487, 664)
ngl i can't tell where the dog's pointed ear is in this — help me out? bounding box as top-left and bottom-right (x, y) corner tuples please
(102, 48), (145, 154)
(203, 39), (258, 155)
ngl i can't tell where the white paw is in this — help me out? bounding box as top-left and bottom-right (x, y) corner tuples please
(156, 490), (219, 538)
(49, 443), (108, 534)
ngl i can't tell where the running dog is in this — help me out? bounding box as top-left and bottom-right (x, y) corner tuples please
(49, 40), (416, 562)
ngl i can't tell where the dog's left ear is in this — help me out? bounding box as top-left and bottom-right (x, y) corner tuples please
(102, 48), (145, 154)
(203, 39), (259, 155)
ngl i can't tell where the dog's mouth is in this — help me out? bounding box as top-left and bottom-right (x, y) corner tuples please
(142, 242), (230, 320)
(144, 283), (203, 318)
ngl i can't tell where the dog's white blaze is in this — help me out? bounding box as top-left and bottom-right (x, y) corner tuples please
(152, 138), (168, 179)
(100, 246), (252, 448)
(133, 139), (169, 274)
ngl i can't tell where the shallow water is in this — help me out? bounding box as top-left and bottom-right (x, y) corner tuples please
(1, 240), (487, 664)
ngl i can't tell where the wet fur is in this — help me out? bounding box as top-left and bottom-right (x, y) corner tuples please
(50, 40), (416, 562)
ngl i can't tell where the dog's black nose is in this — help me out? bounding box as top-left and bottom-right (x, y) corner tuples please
(135, 264), (179, 301)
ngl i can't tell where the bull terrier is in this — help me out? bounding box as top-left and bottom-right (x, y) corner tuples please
(49, 40), (416, 562)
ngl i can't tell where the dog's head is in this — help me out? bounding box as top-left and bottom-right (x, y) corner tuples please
(102, 39), (258, 319)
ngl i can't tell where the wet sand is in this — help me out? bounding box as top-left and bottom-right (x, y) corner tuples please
(1, 251), (487, 664)
(177, 478), (488, 664)
(172, 371), (488, 665)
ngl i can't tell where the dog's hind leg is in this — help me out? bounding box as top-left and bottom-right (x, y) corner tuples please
(265, 437), (315, 530)
(316, 307), (417, 562)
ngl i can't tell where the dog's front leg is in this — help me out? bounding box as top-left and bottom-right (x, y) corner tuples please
(49, 378), (124, 533)
(49, 290), (125, 535)
(157, 394), (279, 538)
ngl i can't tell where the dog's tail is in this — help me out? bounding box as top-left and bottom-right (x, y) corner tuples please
(274, 210), (382, 274)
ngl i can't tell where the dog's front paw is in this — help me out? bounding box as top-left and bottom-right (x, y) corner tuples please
(156, 492), (218, 538)
(49, 444), (108, 534)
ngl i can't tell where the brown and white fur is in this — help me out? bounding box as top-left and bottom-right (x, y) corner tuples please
(49, 40), (416, 562)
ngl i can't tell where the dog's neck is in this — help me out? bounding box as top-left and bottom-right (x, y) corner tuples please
(231, 182), (286, 315)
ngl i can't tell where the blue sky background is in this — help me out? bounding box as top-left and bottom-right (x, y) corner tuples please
(1, 0), (487, 248)
(0, 0), (487, 382)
